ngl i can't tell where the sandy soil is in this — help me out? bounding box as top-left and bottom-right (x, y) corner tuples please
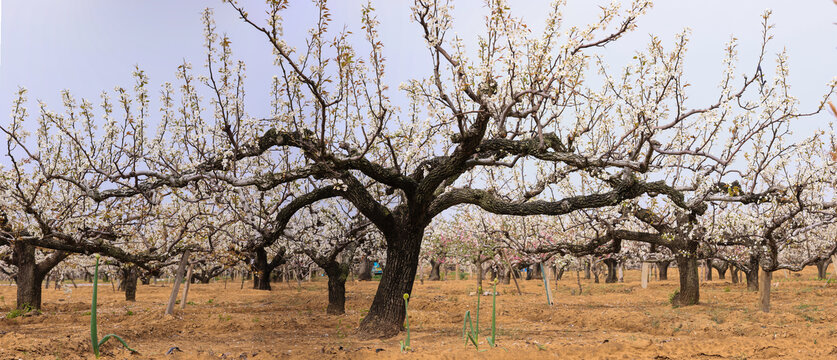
(1, 268), (836, 359)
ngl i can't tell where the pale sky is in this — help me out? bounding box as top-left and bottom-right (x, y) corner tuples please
(1, 1), (835, 137)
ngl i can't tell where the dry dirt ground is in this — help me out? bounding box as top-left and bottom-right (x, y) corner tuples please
(2, 267), (837, 359)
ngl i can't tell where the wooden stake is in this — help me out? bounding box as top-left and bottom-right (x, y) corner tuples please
(641, 262), (650, 289)
(180, 263), (193, 309)
(165, 250), (191, 315)
(540, 263), (553, 306)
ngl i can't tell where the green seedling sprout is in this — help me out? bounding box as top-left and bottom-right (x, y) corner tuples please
(400, 293), (411, 352)
(399, 293), (411, 352)
(463, 285), (481, 349)
(91, 255), (137, 357)
(486, 279), (498, 347)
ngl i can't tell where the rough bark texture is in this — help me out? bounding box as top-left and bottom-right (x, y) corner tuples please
(428, 260), (441, 281)
(713, 261), (728, 280)
(730, 267), (740, 284)
(14, 242), (43, 311)
(658, 260), (670, 281)
(357, 258), (373, 281)
(745, 268), (759, 292)
(123, 266), (138, 302)
(13, 241), (66, 310)
(584, 260), (592, 279)
(324, 262), (350, 315)
(603, 258), (618, 283)
(815, 258), (830, 280)
(759, 268), (772, 312)
(704, 259), (713, 281)
(671, 256), (699, 306)
(357, 229), (421, 338)
(252, 248), (274, 291)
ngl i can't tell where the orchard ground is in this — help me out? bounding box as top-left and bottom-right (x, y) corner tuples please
(2, 268), (837, 359)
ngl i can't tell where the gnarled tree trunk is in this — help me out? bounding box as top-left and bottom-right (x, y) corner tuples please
(357, 257), (373, 281)
(123, 266), (138, 301)
(14, 241), (42, 311)
(428, 259), (441, 281)
(758, 268), (772, 312)
(730, 266), (740, 284)
(745, 268), (759, 291)
(252, 248), (272, 290)
(13, 241), (67, 311)
(658, 260), (670, 280)
(815, 258), (830, 280)
(713, 261), (728, 280)
(324, 262), (350, 315)
(704, 259), (713, 281)
(671, 255), (699, 306)
(603, 258), (618, 283)
(251, 247), (284, 291)
(358, 228), (422, 338)
(744, 255), (759, 291)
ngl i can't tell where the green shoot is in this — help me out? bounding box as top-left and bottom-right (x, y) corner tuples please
(91, 255), (137, 357)
(463, 285), (482, 349)
(400, 293), (411, 352)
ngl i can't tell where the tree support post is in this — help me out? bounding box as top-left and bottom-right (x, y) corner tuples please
(165, 250), (190, 315)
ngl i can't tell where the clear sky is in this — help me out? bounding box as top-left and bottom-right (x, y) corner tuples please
(1, 1), (835, 135)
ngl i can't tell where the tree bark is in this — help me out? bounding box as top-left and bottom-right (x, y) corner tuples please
(730, 266), (740, 284)
(358, 229), (422, 338)
(745, 268), (759, 291)
(252, 247), (273, 291)
(489, 264), (499, 283)
(583, 259), (591, 279)
(123, 266), (138, 302)
(428, 260), (441, 281)
(14, 242), (43, 311)
(603, 258), (618, 283)
(357, 257), (373, 281)
(815, 258), (830, 280)
(671, 255), (699, 306)
(712, 261), (728, 280)
(704, 259), (713, 281)
(658, 260), (670, 280)
(758, 268), (772, 312)
(13, 241), (66, 311)
(324, 262), (350, 315)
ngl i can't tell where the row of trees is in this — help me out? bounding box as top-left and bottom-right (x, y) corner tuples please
(1, 0), (835, 338)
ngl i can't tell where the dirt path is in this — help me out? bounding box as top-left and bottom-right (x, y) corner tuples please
(2, 268), (836, 359)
